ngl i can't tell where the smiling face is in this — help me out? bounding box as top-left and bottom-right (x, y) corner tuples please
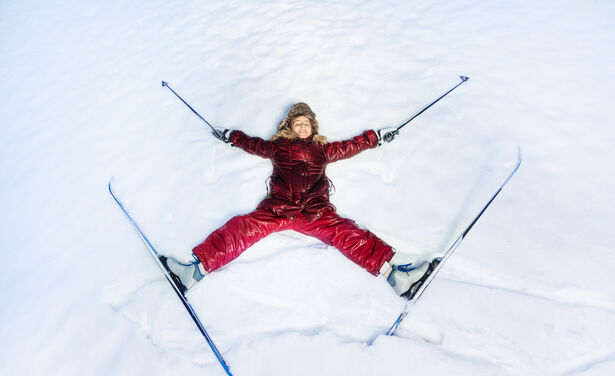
(290, 115), (313, 139)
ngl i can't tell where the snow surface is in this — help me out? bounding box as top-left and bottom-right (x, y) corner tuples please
(2, 0), (615, 375)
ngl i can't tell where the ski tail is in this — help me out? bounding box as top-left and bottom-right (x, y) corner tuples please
(108, 181), (233, 376)
(386, 310), (408, 336)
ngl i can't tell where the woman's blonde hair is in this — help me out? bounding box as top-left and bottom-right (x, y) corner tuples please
(270, 102), (328, 144)
(270, 116), (328, 144)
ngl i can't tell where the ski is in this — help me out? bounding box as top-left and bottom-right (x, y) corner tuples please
(108, 181), (233, 376)
(387, 147), (522, 336)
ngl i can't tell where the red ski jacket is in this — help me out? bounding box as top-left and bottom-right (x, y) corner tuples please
(228, 129), (379, 221)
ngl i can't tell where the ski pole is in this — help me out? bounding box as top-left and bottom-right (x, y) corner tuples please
(161, 81), (225, 139)
(396, 75), (470, 133)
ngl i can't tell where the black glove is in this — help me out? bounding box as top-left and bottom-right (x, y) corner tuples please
(212, 127), (231, 143)
(377, 127), (399, 146)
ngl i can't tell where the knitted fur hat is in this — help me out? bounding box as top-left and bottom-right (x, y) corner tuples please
(287, 102), (315, 120)
(271, 102), (328, 144)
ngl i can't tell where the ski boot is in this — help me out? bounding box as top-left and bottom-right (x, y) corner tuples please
(159, 255), (206, 293)
(400, 258), (441, 300)
(384, 252), (440, 298)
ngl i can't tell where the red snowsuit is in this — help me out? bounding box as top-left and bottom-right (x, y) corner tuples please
(193, 129), (395, 275)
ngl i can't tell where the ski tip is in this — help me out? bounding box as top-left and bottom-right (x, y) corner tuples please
(517, 145), (523, 162)
(513, 145), (523, 172)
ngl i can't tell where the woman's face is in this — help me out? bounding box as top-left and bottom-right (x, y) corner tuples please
(291, 116), (313, 139)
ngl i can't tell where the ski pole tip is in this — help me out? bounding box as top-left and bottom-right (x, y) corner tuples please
(161, 81), (168, 88)
(460, 76), (470, 82)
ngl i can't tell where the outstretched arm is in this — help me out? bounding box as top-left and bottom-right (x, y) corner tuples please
(323, 130), (379, 163)
(228, 130), (276, 159)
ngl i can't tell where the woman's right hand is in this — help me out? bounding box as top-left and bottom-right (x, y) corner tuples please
(212, 127), (231, 143)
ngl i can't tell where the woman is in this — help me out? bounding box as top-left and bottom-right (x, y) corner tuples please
(163, 103), (431, 297)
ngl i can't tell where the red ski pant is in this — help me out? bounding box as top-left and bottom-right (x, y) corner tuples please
(193, 208), (394, 276)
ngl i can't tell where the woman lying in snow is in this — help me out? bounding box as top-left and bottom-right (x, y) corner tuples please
(162, 102), (434, 297)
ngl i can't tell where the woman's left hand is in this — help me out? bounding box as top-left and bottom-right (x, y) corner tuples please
(376, 127), (399, 146)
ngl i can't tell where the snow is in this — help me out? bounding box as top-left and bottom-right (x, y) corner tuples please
(2, 0), (615, 374)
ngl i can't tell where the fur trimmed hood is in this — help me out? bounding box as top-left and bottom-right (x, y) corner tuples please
(270, 102), (328, 144)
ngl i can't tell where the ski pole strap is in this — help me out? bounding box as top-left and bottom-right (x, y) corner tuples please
(396, 75), (469, 132)
(161, 81), (226, 139)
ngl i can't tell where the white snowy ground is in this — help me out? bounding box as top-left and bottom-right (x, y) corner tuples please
(2, 0), (615, 375)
